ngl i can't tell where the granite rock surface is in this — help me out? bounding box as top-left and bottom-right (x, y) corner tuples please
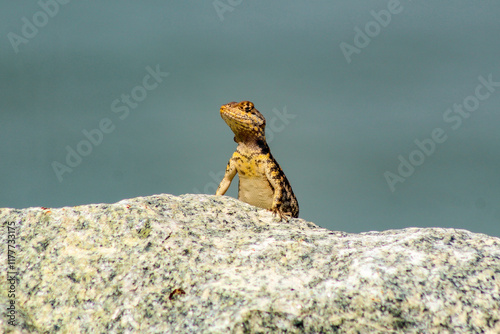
(1, 194), (499, 333)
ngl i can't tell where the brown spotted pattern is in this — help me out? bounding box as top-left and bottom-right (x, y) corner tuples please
(215, 101), (299, 219)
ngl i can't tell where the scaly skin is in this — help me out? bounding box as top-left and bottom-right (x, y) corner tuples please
(215, 101), (299, 219)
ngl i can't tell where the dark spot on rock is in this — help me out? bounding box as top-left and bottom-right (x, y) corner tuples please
(169, 288), (186, 300)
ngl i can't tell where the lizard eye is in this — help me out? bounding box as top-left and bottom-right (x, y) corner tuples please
(240, 101), (254, 112)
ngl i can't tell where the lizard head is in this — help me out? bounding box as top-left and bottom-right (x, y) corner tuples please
(220, 101), (266, 143)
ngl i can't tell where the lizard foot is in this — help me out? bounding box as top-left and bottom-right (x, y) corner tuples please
(270, 207), (292, 222)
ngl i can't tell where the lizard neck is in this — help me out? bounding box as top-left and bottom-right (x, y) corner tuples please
(236, 136), (270, 155)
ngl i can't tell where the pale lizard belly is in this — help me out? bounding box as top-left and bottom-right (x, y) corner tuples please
(238, 174), (274, 210)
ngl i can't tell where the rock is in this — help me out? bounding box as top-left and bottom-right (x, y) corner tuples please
(1, 194), (499, 333)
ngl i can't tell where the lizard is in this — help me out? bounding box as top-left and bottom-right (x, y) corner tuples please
(215, 100), (299, 219)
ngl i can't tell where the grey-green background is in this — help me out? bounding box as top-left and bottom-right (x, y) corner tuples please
(1, 1), (499, 237)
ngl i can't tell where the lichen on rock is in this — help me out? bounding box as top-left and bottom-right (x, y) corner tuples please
(1, 194), (499, 333)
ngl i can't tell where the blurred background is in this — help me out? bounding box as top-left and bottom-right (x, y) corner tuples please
(1, 1), (499, 236)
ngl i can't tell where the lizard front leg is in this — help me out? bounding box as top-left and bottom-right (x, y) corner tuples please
(216, 156), (237, 196)
(264, 161), (289, 221)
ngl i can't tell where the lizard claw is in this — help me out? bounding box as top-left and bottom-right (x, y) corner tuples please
(270, 207), (292, 222)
